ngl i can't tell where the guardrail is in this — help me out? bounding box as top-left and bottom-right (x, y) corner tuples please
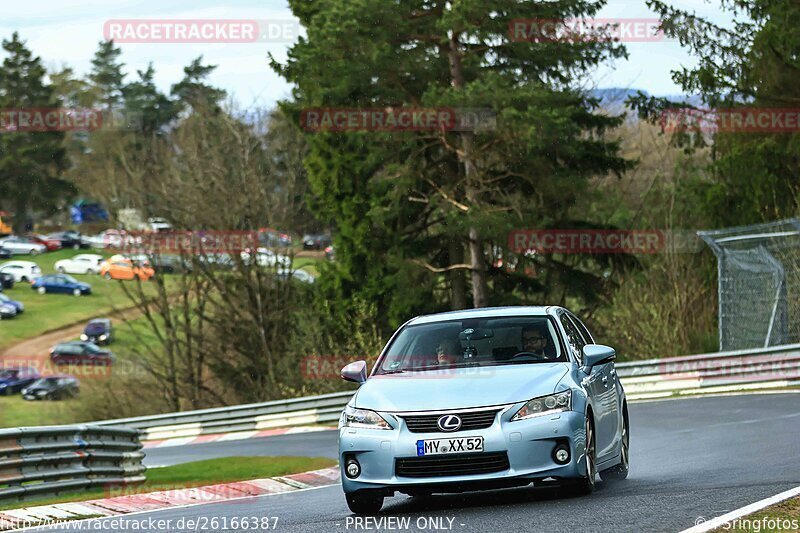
(95, 391), (354, 441)
(93, 344), (800, 441)
(617, 342), (800, 399)
(0, 425), (145, 502)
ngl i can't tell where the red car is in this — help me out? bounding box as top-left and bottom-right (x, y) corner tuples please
(28, 234), (61, 252)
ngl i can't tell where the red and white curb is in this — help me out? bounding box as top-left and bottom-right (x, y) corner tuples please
(141, 425), (337, 449)
(0, 466), (340, 531)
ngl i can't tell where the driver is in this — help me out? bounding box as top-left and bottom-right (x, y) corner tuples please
(436, 338), (462, 365)
(521, 325), (550, 358)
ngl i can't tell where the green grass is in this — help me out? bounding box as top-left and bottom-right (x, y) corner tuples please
(0, 395), (81, 428)
(0, 249), (146, 350)
(716, 496), (800, 532)
(291, 256), (323, 277)
(0, 456), (336, 511)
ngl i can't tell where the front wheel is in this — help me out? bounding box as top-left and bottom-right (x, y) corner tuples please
(57, 266), (66, 273)
(600, 407), (630, 482)
(37, 286), (46, 295)
(73, 288), (82, 297)
(345, 491), (384, 515)
(566, 415), (596, 496)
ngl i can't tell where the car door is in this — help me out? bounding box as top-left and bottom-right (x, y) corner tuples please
(558, 311), (613, 462)
(54, 275), (70, 294)
(567, 312), (621, 461)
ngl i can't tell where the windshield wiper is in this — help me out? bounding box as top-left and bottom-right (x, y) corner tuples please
(377, 369), (406, 375)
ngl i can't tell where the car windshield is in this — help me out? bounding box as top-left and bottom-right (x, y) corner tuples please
(30, 378), (59, 387)
(0, 294), (9, 302)
(62, 275), (78, 283)
(376, 316), (564, 374)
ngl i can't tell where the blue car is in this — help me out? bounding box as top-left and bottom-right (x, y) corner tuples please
(0, 367), (41, 395)
(0, 293), (24, 314)
(337, 306), (629, 514)
(32, 274), (91, 296)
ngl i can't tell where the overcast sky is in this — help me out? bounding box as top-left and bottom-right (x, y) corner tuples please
(1, 0), (732, 109)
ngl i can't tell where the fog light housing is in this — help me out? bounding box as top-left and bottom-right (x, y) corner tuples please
(345, 458), (361, 479)
(553, 444), (570, 464)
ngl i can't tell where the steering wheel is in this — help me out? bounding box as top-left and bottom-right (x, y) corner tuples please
(510, 351), (547, 361)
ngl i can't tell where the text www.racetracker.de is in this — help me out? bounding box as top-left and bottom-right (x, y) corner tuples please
(11, 516), (280, 531)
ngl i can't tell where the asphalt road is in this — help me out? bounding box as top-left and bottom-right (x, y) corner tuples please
(28, 393), (800, 533)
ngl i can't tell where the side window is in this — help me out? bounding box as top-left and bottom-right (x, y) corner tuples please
(568, 314), (595, 345)
(559, 313), (586, 364)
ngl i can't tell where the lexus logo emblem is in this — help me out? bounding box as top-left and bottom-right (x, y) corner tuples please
(437, 414), (462, 432)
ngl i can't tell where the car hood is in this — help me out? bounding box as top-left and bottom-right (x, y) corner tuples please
(354, 363), (570, 412)
(85, 325), (107, 335)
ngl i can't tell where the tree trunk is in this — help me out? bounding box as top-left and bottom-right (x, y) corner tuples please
(448, 32), (489, 308)
(448, 240), (468, 309)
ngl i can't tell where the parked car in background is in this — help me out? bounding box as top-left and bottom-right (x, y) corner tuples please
(0, 247), (11, 260)
(0, 293), (24, 314)
(27, 234), (61, 251)
(0, 301), (17, 319)
(0, 272), (13, 289)
(277, 269), (316, 284)
(32, 274), (92, 296)
(22, 375), (80, 400)
(148, 217), (172, 233)
(0, 261), (42, 283)
(84, 229), (124, 249)
(302, 234), (332, 250)
(128, 253), (191, 274)
(241, 248), (291, 269)
(80, 318), (114, 345)
(100, 258), (155, 281)
(46, 230), (88, 250)
(50, 341), (114, 366)
(0, 367), (41, 395)
(325, 245), (335, 261)
(54, 254), (104, 275)
(258, 228), (292, 248)
(0, 236), (46, 255)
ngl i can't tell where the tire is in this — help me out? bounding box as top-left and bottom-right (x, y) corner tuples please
(73, 288), (81, 297)
(29, 249), (39, 256)
(600, 406), (630, 482)
(566, 415), (596, 496)
(86, 269), (96, 275)
(57, 266), (66, 273)
(345, 491), (384, 515)
(37, 287), (46, 295)
(104, 273), (112, 280)
(21, 277), (28, 283)
(73, 243), (80, 250)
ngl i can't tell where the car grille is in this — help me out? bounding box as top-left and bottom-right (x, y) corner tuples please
(400, 409), (500, 433)
(395, 452), (510, 478)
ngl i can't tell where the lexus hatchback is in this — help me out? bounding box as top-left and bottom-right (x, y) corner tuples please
(338, 306), (629, 514)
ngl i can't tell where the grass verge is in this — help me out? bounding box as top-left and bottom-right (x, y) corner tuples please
(715, 496), (800, 532)
(0, 456), (336, 512)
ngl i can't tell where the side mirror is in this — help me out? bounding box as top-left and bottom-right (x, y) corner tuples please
(341, 360), (368, 384)
(582, 344), (616, 370)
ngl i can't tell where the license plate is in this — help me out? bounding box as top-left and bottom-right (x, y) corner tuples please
(416, 436), (484, 456)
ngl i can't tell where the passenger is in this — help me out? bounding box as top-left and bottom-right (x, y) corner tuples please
(436, 338), (462, 365)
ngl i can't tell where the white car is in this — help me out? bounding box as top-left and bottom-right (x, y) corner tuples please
(0, 261), (42, 283)
(148, 218), (172, 233)
(0, 237), (46, 255)
(84, 229), (125, 249)
(240, 248), (291, 268)
(54, 254), (105, 275)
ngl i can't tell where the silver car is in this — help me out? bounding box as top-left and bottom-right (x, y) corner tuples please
(338, 306), (629, 514)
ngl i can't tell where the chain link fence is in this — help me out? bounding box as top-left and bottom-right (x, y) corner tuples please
(699, 219), (800, 351)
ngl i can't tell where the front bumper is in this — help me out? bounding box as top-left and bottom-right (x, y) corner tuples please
(339, 407), (588, 495)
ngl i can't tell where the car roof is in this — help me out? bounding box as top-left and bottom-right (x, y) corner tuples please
(407, 306), (560, 325)
(0, 261), (38, 267)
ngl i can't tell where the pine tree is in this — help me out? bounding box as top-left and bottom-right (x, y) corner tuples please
(0, 32), (70, 232)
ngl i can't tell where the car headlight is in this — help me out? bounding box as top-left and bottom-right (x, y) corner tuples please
(20, 388), (27, 395)
(340, 405), (392, 430)
(511, 391), (572, 421)
(99, 334), (107, 341)
(36, 390), (47, 396)
(80, 334), (88, 341)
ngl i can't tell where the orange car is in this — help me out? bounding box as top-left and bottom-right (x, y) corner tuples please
(99, 258), (155, 281)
